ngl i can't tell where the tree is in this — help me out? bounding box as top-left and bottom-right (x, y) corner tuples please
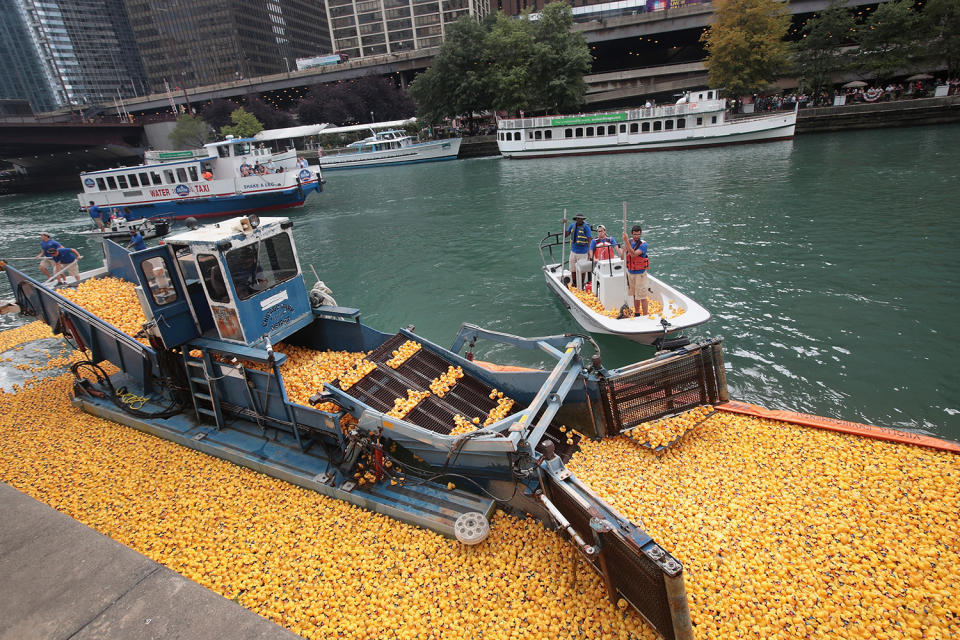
(486, 13), (538, 115)
(793, 0), (856, 94)
(220, 108), (264, 138)
(700, 0), (792, 98)
(244, 95), (295, 129)
(923, 0), (960, 78)
(851, 0), (922, 81)
(529, 2), (592, 113)
(168, 114), (213, 149)
(200, 99), (239, 131)
(408, 15), (494, 123)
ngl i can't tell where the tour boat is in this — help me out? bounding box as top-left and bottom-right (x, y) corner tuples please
(77, 136), (324, 221)
(497, 89), (797, 159)
(539, 230), (711, 344)
(319, 128), (461, 170)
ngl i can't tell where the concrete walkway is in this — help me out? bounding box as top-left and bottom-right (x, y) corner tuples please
(0, 482), (300, 640)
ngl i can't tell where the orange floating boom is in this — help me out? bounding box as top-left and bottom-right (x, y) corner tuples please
(718, 400), (960, 454)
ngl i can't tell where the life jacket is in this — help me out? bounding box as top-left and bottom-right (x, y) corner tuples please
(626, 240), (649, 272)
(572, 224), (591, 248)
(593, 238), (616, 260)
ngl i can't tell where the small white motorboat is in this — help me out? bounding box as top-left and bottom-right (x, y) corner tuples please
(78, 215), (172, 240)
(539, 229), (711, 345)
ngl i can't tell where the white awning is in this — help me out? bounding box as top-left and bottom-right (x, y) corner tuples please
(254, 123), (333, 141)
(316, 118), (417, 136)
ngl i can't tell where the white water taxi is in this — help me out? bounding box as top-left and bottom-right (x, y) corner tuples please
(539, 230), (711, 344)
(498, 89), (796, 159)
(319, 127), (461, 170)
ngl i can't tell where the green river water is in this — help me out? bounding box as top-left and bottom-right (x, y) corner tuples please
(1, 124), (958, 442)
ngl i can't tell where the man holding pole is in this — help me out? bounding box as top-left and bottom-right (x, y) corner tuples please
(563, 214), (592, 289)
(622, 224), (650, 316)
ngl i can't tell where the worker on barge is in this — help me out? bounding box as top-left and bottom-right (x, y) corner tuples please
(622, 225), (650, 316)
(35, 232), (62, 279)
(564, 214), (592, 289)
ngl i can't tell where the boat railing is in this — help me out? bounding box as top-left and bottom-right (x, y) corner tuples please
(538, 224), (603, 268)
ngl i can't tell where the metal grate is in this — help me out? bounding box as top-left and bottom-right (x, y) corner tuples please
(600, 340), (726, 432)
(544, 474), (676, 640)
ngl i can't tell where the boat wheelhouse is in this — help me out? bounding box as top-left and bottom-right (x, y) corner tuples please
(497, 89), (796, 159)
(77, 136), (324, 221)
(319, 128), (461, 170)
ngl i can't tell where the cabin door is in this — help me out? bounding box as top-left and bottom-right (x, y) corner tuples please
(132, 245), (200, 349)
(617, 124), (628, 144)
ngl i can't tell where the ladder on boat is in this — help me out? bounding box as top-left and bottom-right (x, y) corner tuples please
(183, 348), (224, 429)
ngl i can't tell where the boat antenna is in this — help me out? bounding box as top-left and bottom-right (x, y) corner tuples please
(310, 264), (321, 285)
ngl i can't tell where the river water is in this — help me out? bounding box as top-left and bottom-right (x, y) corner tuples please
(1, 124), (958, 442)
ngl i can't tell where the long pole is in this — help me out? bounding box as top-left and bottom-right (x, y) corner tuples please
(560, 208), (567, 286)
(622, 202), (630, 314)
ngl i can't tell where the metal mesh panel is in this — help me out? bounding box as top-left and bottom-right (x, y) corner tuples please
(544, 474), (675, 640)
(601, 342), (725, 432)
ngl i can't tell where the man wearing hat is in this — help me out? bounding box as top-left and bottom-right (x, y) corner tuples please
(564, 214), (592, 289)
(34, 232), (62, 279)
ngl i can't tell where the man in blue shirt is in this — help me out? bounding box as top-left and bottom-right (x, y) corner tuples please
(622, 225), (650, 316)
(128, 229), (147, 252)
(34, 232), (62, 279)
(88, 201), (105, 231)
(564, 213), (592, 289)
(52, 246), (82, 285)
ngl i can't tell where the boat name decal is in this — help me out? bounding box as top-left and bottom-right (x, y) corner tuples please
(551, 113), (627, 126)
(175, 184), (190, 197)
(150, 188), (172, 197)
(260, 289), (289, 310)
(193, 183), (210, 194)
(262, 302), (294, 330)
(242, 179), (283, 189)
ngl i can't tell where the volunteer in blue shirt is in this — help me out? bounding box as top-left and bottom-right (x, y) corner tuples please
(88, 201), (105, 232)
(563, 213), (592, 289)
(128, 229), (147, 251)
(34, 232), (62, 279)
(122, 207), (143, 221)
(622, 225), (650, 316)
(52, 246), (82, 285)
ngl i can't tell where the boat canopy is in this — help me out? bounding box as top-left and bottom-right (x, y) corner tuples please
(318, 118), (416, 136)
(254, 124), (333, 142)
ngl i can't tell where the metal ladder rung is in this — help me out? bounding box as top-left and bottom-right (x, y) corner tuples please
(194, 392), (212, 402)
(189, 376), (208, 384)
(196, 407), (218, 417)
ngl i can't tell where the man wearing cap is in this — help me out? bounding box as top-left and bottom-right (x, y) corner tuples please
(563, 214), (593, 289)
(34, 232), (62, 279)
(588, 225), (620, 262)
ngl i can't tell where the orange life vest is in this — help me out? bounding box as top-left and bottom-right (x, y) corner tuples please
(593, 239), (616, 261)
(626, 240), (649, 271)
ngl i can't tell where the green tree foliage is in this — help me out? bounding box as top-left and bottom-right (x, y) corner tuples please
(529, 3), (592, 113)
(201, 99), (240, 131)
(220, 108), (264, 138)
(700, 0), (792, 97)
(409, 3), (591, 121)
(793, 0), (856, 94)
(169, 114), (213, 150)
(851, 0), (922, 80)
(408, 16), (494, 123)
(923, 0), (960, 78)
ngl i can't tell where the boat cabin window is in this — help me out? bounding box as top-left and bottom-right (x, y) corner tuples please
(233, 142), (253, 157)
(96, 178), (106, 190)
(163, 169), (175, 184)
(708, 91), (714, 99)
(150, 171), (162, 185)
(697, 117), (703, 126)
(665, 120), (673, 130)
(514, 132), (520, 141)
(630, 123), (638, 133)
(139, 172), (150, 184)
(197, 253), (230, 303)
(586, 127), (594, 136)
(653, 121), (662, 131)
(225, 233), (299, 301)
(140, 257), (178, 305)
(711, 116), (717, 124)
(117, 175), (129, 189)
(106, 176), (118, 190)
(607, 125), (615, 135)
(188, 166), (199, 181)
(565, 129), (572, 138)
(128, 174), (139, 187)
(176, 168), (188, 182)
(575, 128), (583, 137)
(218, 146), (230, 158)
(642, 122), (650, 132)
(620, 124), (626, 133)
(677, 118), (686, 129)
(544, 130), (552, 139)
(534, 131), (541, 140)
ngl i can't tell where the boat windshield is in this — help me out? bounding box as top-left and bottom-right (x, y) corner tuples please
(225, 233), (299, 300)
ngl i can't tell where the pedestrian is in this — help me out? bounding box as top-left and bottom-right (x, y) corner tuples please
(52, 246), (82, 285)
(34, 232), (62, 279)
(88, 201), (105, 231)
(622, 224), (650, 316)
(128, 229), (147, 252)
(564, 214), (593, 289)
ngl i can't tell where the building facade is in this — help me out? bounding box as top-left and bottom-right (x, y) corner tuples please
(122, 0), (332, 93)
(0, 0), (146, 113)
(325, 0), (489, 59)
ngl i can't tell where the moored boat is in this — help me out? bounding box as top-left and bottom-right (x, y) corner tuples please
(319, 127), (461, 170)
(497, 89), (796, 159)
(539, 228), (711, 344)
(77, 136), (324, 221)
